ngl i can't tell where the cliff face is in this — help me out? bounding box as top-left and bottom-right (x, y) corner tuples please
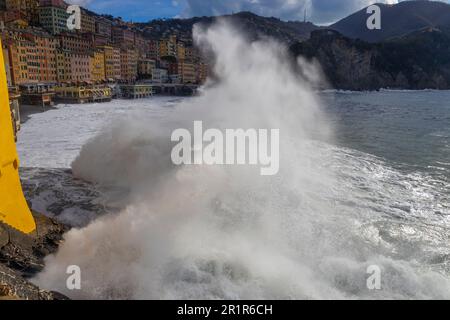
(290, 29), (450, 90)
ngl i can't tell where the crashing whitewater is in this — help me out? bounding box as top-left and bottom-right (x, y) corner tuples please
(32, 22), (450, 299)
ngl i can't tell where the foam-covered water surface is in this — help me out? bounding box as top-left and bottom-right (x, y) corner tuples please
(16, 22), (450, 299)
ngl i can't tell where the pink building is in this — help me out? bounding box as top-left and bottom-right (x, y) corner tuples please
(70, 52), (91, 83)
(112, 26), (135, 47)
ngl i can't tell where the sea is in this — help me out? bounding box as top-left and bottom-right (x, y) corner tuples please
(17, 90), (450, 299)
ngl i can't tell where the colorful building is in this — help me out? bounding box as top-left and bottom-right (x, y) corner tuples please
(198, 62), (209, 83)
(59, 32), (90, 53)
(95, 16), (112, 39)
(38, 3), (69, 35)
(134, 32), (147, 57)
(120, 84), (153, 99)
(98, 45), (117, 81)
(4, 36), (32, 84)
(151, 67), (168, 83)
(112, 26), (134, 48)
(1, 2), (209, 98)
(54, 85), (90, 103)
(82, 32), (109, 47)
(1, 9), (29, 27)
(91, 49), (105, 82)
(98, 45), (121, 81)
(100, 45), (113, 80)
(177, 41), (185, 60)
(159, 35), (177, 58)
(56, 49), (91, 83)
(19, 82), (55, 106)
(2, 27), (58, 84)
(55, 49), (68, 82)
(112, 46), (120, 80)
(32, 30), (58, 83)
(138, 58), (155, 79)
(80, 8), (95, 34)
(178, 60), (196, 84)
(4, 0), (39, 25)
(120, 47), (137, 82)
(185, 45), (200, 63)
(147, 39), (159, 60)
(70, 52), (91, 82)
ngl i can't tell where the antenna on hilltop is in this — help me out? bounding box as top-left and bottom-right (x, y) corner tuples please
(304, 8), (307, 23)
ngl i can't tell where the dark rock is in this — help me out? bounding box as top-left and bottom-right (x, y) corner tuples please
(0, 168), (108, 300)
(290, 29), (450, 90)
(0, 212), (69, 300)
(20, 167), (109, 228)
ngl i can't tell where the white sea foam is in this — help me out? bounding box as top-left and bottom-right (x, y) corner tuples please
(31, 21), (450, 299)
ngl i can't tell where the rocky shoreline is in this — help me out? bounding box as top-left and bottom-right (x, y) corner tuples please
(1, 168), (108, 300)
(0, 212), (68, 300)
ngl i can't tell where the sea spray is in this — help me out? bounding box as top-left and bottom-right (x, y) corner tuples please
(32, 21), (450, 300)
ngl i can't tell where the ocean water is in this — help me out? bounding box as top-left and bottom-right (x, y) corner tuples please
(18, 91), (450, 300)
(323, 90), (450, 181)
(23, 23), (450, 299)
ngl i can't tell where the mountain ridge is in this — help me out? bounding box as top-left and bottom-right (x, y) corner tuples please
(134, 11), (321, 44)
(290, 28), (450, 90)
(330, 0), (450, 42)
(92, 2), (450, 90)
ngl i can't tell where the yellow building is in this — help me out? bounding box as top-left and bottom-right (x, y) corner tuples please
(198, 62), (209, 84)
(112, 47), (121, 80)
(4, 37), (33, 85)
(178, 60), (196, 84)
(2, 28), (58, 84)
(120, 84), (153, 99)
(159, 35), (177, 58)
(91, 50), (105, 82)
(177, 41), (185, 60)
(55, 85), (92, 103)
(55, 85), (111, 103)
(99, 45), (113, 80)
(159, 40), (169, 57)
(97, 45), (121, 81)
(56, 50), (69, 82)
(138, 58), (155, 78)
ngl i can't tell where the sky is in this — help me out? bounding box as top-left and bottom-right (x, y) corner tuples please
(67, 0), (450, 25)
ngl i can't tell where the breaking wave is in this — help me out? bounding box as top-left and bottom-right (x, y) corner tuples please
(33, 21), (450, 299)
